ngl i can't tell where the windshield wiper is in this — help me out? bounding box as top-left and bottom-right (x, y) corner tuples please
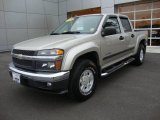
(61, 31), (81, 34)
(50, 31), (81, 35)
(50, 33), (61, 35)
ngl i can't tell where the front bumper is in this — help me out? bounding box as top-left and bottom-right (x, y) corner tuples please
(9, 63), (70, 93)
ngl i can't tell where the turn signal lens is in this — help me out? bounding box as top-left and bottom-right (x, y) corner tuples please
(56, 49), (64, 55)
(55, 60), (62, 71)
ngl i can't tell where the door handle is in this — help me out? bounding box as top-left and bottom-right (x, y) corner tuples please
(119, 36), (124, 40)
(131, 34), (135, 38)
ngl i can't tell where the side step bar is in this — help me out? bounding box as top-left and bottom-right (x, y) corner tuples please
(101, 57), (135, 77)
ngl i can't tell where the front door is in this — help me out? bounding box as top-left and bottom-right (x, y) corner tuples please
(101, 16), (128, 68)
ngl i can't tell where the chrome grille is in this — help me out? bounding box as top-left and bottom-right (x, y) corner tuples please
(12, 49), (36, 56)
(12, 49), (36, 70)
(13, 57), (33, 68)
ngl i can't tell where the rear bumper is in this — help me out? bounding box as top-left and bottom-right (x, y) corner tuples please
(9, 63), (70, 93)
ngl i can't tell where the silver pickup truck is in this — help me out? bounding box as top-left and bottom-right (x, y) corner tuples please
(9, 14), (147, 101)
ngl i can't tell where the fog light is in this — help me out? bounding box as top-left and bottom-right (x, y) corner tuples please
(47, 82), (52, 86)
(36, 61), (61, 71)
(42, 63), (48, 68)
(40, 62), (55, 69)
(48, 62), (55, 69)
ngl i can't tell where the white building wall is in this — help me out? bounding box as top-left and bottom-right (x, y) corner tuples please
(82, 0), (101, 9)
(0, 0), (59, 51)
(115, 0), (140, 4)
(0, 0), (116, 51)
(59, 0), (67, 24)
(101, 0), (114, 13)
(58, 0), (115, 24)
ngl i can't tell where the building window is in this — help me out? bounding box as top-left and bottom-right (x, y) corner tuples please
(131, 21), (134, 28)
(121, 12), (134, 20)
(135, 11), (151, 20)
(135, 20), (151, 28)
(117, 0), (160, 46)
(152, 29), (160, 38)
(153, 1), (160, 9)
(153, 9), (160, 19)
(135, 2), (152, 11)
(118, 3), (134, 12)
(152, 20), (160, 28)
(151, 29), (160, 46)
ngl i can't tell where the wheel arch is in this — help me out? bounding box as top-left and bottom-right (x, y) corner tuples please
(61, 42), (101, 73)
(139, 39), (146, 53)
(134, 35), (147, 55)
(72, 51), (101, 77)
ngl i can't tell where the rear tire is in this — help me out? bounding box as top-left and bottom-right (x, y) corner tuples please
(68, 59), (98, 102)
(133, 44), (145, 65)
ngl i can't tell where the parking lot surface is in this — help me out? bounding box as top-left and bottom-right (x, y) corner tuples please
(0, 52), (160, 120)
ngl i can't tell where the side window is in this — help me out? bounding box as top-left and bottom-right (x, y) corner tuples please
(120, 18), (132, 32)
(104, 17), (121, 34)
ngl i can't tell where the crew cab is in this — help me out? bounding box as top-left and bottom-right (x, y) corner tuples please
(9, 14), (147, 101)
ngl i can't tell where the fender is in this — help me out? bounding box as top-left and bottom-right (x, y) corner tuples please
(61, 42), (100, 71)
(133, 34), (147, 55)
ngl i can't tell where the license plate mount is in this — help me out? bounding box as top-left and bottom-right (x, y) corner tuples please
(12, 72), (21, 84)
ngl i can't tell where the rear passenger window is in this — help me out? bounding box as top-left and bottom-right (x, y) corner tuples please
(120, 18), (132, 32)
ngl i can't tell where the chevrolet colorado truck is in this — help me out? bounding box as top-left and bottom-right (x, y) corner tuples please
(9, 14), (147, 101)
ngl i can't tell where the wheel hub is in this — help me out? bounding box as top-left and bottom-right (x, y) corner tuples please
(79, 69), (94, 95)
(140, 49), (144, 62)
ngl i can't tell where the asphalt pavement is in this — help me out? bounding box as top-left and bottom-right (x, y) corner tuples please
(0, 52), (160, 120)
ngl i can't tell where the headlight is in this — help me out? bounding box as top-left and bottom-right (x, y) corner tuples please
(37, 49), (64, 56)
(36, 49), (64, 72)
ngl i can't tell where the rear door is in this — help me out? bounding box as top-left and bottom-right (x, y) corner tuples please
(119, 17), (135, 54)
(101, 15), (128, 68)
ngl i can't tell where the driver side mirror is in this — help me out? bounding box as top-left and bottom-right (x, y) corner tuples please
(101, 27), (117, 37)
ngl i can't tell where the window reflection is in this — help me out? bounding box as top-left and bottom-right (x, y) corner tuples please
(151, 26), (160, 46)
(135, 20), (151, 28)
(152, 29), (160, 38)
(152, 20), (160, 28)
(153, 9), (160, 18)
(131, 21), (134, 28)
(153, 1), (160, 9)
(105, 18), (121, 34)
(121, 12), (134, 20)
(119, 4), (134, 12)
(135, 2), (151, 10)
(151, 39), (160, 46)
(147, 30), (151, 45)
(136, 11), (151, 20)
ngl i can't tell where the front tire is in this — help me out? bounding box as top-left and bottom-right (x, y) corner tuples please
(68, 59), (98, 101)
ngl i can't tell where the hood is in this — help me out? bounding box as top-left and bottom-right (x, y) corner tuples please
(13, 34), (91, 51)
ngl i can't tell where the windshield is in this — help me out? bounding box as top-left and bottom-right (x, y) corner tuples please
(51, 15), (103, 35)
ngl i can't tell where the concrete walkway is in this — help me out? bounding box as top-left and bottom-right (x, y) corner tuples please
(147, 46), (160, 53)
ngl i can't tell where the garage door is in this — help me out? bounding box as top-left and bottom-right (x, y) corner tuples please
(67, 7), (101, 18)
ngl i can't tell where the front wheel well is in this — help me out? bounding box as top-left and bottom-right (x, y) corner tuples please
(72, 52), (101, 78)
